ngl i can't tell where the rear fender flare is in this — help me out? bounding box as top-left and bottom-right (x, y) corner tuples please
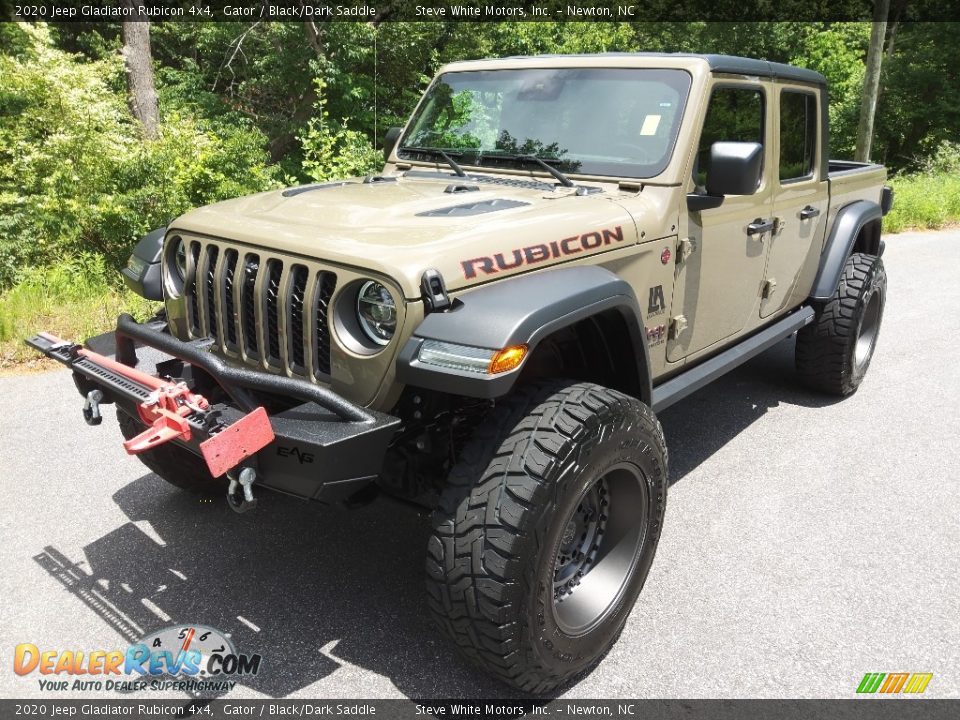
(810, 201), (882, 302)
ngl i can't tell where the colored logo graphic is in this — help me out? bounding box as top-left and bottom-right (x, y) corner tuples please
(14, 624), (261, 691)
(857, 672), (933, 694)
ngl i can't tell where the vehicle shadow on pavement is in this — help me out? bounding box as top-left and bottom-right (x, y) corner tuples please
(659, 336), (842, 486)
(32, 339), (839, 700)
(34, 477), (521, 700)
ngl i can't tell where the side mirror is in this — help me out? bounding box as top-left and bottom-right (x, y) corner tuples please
(383, 127), (403, 163)
(705, 141), (763, 197)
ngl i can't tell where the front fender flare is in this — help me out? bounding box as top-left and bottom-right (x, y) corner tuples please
(396, 266), (652, 403)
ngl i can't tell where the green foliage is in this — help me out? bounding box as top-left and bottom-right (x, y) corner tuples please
(874, 23), (960, 169)
(885, 143), (960, 233)
(884, 173), (960, 233)
(790, 23), (868, 159)
(299, 80), (381, 182)
(0, 254), (158, 370)
(919, 140), (960, 176)
(0, 23), (280, 286)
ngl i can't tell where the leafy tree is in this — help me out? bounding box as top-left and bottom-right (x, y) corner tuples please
(874, 22), (960, 169)
(0, 23), (279, 286)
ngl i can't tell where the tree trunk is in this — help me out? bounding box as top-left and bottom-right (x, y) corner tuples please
(120, 1), (159, 140)
(854, 0), (890, 162)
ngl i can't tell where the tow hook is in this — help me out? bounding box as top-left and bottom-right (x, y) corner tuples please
(83, 389), (104, 426)
(227, 466), (258, 513)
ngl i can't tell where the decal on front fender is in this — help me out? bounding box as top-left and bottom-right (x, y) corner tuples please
(461, 225), (625, 279)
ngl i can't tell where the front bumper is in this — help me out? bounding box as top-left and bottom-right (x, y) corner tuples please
(27, 315), (401, 503)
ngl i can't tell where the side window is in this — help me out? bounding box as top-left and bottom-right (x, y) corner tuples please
(695, 86), (764, 188)
(779, 91), (817, 181)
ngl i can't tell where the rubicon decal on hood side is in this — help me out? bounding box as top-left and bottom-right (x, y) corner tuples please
(461, 225), (626, 279)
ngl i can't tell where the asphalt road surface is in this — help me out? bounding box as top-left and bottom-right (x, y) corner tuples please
(1, 230), (957, 701)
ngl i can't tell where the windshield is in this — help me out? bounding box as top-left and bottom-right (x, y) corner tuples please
(399, 67), (692, 179)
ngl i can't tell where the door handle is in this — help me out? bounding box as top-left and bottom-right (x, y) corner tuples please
(747, 218), (775, 236)
(799, 205), (821, 220)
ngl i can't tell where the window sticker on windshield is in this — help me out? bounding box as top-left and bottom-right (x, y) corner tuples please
(640, 115), (662, 136)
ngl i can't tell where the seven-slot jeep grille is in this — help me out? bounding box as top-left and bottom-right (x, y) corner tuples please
(184, 240), (337, 380)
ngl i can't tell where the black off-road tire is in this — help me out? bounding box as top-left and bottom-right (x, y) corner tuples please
(117, 408), (225, 494)
(426, 381), (668, 693)
(796, 252), (887, 395)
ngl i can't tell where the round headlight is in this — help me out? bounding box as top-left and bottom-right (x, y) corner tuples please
(173, 238), (187, 281)
(163, 236), (188, 297)
(356, 281), (397, 346)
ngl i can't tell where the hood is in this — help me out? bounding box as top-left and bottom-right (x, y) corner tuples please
(168, 173), (666, 299)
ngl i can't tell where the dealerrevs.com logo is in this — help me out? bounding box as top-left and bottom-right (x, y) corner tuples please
(13, 625), (261, 693)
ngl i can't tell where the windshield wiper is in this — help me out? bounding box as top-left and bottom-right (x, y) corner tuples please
(478, 151), (575, 188)
(399, 146), (466, 177)
(515, 154), (575, 188)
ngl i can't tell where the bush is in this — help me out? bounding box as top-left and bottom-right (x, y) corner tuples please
(0, 24), (281, 287)
(299, 79), (381, 182)
(885, 172), (960, 233)
(919, 140), (960, 176)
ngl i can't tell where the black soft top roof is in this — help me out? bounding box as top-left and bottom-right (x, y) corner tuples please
(498, 52), (827, 87)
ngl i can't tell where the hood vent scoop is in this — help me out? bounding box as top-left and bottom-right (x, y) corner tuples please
(417, 198), (529, 217)
(444, 184), (480, 194)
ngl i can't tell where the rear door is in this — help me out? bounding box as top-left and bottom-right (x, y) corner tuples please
(761, 86), (828, 318)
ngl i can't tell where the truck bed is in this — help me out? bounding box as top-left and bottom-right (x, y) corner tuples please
(826, 159), (887, 230)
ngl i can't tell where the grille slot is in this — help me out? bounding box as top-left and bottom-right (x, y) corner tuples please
(203, 245), (220, 340)
(222, 249), (239, 348)
(313, 271), (337, 378)
(184, 241), (337, 381)
(288, 265), (309, 371)
(241, 254), (260, 358)
(187, 242), (201, 335)
(264, 260), (283, 365)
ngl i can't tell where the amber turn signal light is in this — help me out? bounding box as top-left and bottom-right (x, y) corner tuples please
(488, 344), (528, 374)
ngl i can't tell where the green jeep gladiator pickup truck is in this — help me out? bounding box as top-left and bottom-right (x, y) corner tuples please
(30, 53), (892, 692)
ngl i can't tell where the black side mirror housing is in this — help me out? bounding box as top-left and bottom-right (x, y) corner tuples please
(705, 141), (764, 197)
(383, 127), (403, 163)
(120, 227), (166, 301)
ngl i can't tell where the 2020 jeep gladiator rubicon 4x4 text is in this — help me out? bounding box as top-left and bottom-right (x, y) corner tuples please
(30, 53), (892, 692)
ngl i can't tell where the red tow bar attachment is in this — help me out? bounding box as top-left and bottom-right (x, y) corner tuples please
(27, 331), (277, 479)
(124, 382), (210, 455)
(62, 345), (211, 456)
(69, 345), (275, 476)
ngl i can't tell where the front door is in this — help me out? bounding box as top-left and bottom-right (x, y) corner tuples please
(668, 83), (773, 362)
